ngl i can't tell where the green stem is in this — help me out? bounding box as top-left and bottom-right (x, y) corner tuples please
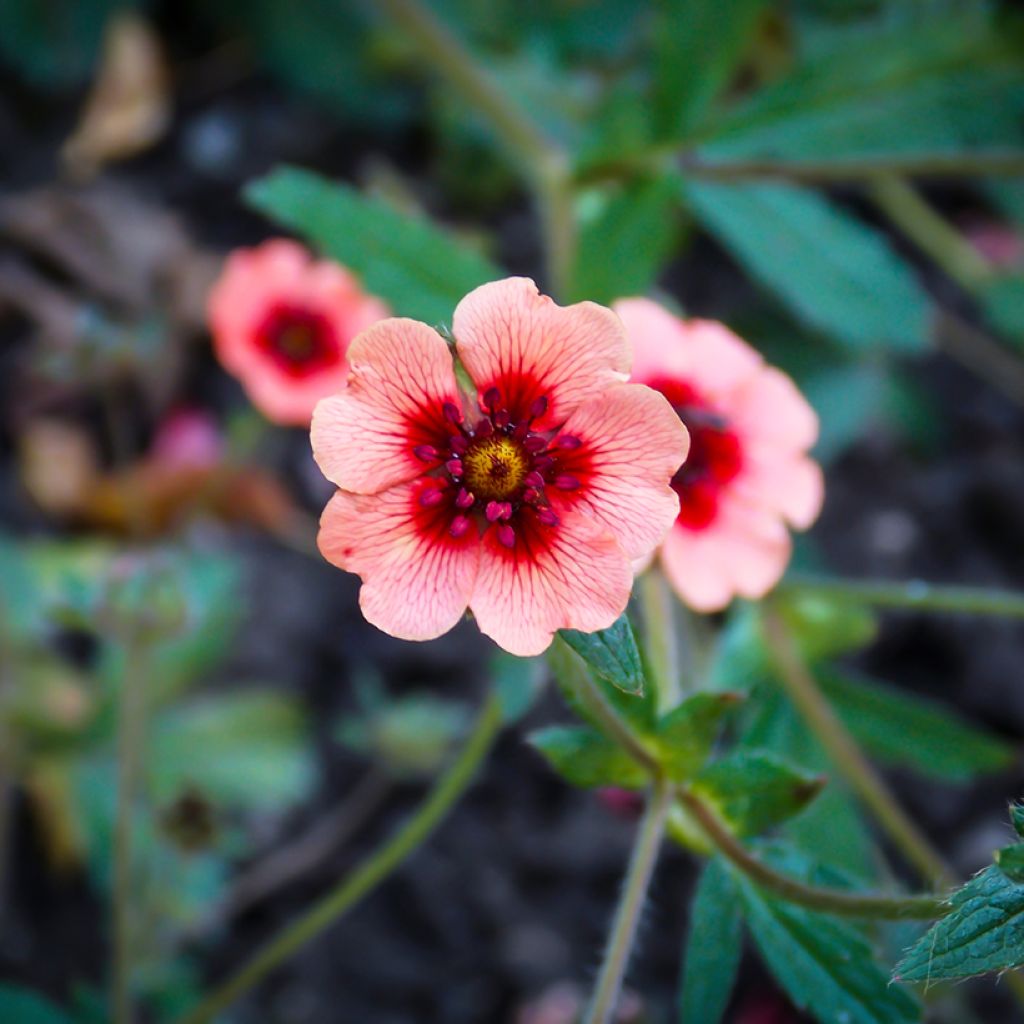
(175, 691), (503, 1024)
(762, 606), (953, 888)
(570, 668), (943, 921)
(867, 175), (993, 290)
(375, 0), (577, 297)
(112, 632), (149, 1024)
(585, 779), (672, 1024)
(782, 574), (1024, 619)
(638, 568), (682, 712)
(579, 149), (1024, 185)
(675, 786), (946, 920)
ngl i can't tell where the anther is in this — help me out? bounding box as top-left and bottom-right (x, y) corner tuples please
(455, 488), (475, 509)
(475, 418), (494, 439)
(556, 434), (581, 449)
(536, 507), (560, 527)
(554, 474), (580, 491)
(523, 487), (541, 504)
(483, 386), (501, 411)
(496, 523), (516, 549)
(523, 435), (547, 453)
(414, 445), (439, 462)
(419, 488), (445, 507)
(524, 470), (545, 488)
(445, 458), (463, 478)
(530, 395), (548, 419)
(493, 409), (510, 429)
(533, 455), (555, 471)
(450, 515), (471, 538)
(485, 501), (512, 522)
(449, 434), (469, 455)
(443, 401), (464, 425)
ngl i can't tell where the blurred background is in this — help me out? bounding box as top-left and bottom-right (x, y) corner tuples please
(0, 1), (1023, 1021)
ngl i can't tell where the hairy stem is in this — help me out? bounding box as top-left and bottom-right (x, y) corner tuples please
(175, 691), (503, 1024)
(585, 779), (673, 1024)
(762, 605), (953, 888)
(783, 574), (1024, 619)
(638, 568), (682, 712)
(112, 632), (149, 1024)
(676, 787), (947, 920)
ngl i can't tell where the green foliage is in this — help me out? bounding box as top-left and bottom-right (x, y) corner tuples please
(817, 667), (1014, 782)
(654, 692), (741, 782)
(570, 175), (681, 303)
(529, 723), (648, 788)
(678, 859), (742, 1024)
(560, 613), (646, 696)
(682, 180), (932, 354)
(896, 864), (1024, 982)
(694, 750), (825, 836)
(734, 859), (921, 1024)
(246, 166), (502, 324)
(492, 652), (546, 724)
(0, 988), (74, 1024)
(653, 0), (766, 140)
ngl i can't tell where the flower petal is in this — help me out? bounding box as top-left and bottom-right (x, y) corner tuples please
(318, 481), (479, 642)
(615, 299), (762, 400)
(660, 524), (736, 613)
(552, 383), (687, 560)
(469, 509), (632, 657)
(732, 366), (819, 451)
(311, 318), (461, 494)
(454, 277), (630, 429)
(734, 449), (824, 530)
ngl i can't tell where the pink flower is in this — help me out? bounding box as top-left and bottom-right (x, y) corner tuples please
(614, 299), (823, 612)
(311, 278), (688, 656)
(208, 239), (389, 425)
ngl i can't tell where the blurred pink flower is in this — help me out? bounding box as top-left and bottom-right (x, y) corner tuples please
(615, 299), (823, 612)
(207, 239), (388, 425)
(596, 787), (644, 820)
(312, 278), (687, 656)
(150, 407), (223, 468)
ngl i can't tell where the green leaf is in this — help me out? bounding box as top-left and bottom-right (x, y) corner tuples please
(528, 724), (647, 789)
(695, 750), (825, 836)
(995, 844), (1024, 884)
(492, 652), (545, 724)
(0, 988), (74, 1024)
(246, 166), (501, 324)
(655, 692), (742, 782)
(682, 180), (931, 353)
(1011, 802), (1024, 839)
(734, 869), (921, 1023)
(653, 0), (766, 140)
(679, 858), (742, 1024)
(149, 692), (314, 810)
(570, 175), (681, 304)
(818, 667), (1014, 782)
(701, 17), (1024, 160)
(560, 614), (646, 696)
(896, 865), (1024, 982)
(981, 275), (1024, 349)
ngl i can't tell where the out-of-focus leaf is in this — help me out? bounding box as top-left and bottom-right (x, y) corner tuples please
(818, 667), (1014, 782)
(149, 692), (314, 809)
(560, 614), (646, 696)
(653, 0), (766, 140)
(0, 0), (128, 89)
(695, 750), (825, 836)
(492, 652), (545, 724)
(981, 275), (1024, 348)
(529, 724), (648, 789)
(896, 864), (1024, 982)
(735, 866), (921, 1023)
(1012, 802), (1024, 839)
(678, 858), (742, 1024)
(0, 988), (74, 1024)
(682, 180), (932, 353)
(246, 166), (500, 324)
(569, 176), (681, 304)
(655, 692), (742, 782)
(701, 17), (1024, 159)
(995, 843), (1024, 883)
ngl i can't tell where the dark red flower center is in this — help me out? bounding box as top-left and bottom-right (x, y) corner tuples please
(412, 386), (586, 550)
(256, 303), (342, 379)
(649, 377), (743, 531)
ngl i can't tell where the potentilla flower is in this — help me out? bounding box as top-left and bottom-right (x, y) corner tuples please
(208, 239), (389, 425)
(614, 298), (823, 613)
(311, 278), (688, 656)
